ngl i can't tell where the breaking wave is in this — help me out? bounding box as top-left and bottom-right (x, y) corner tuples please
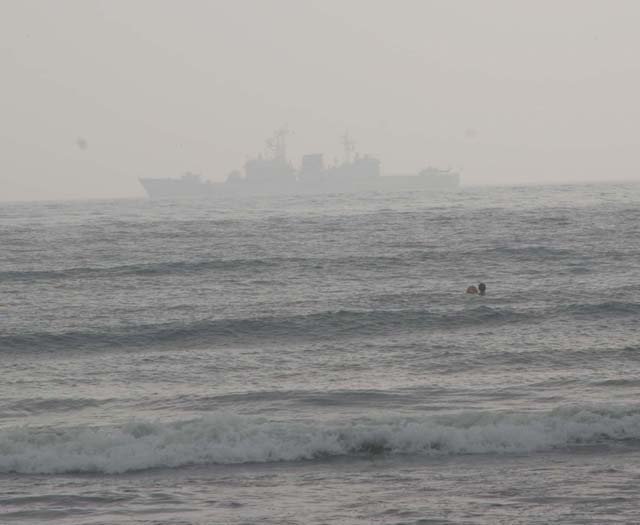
(2, 406), (640, 474)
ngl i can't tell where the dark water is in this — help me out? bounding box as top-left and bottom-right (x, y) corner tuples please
(1, 183), (640, 524)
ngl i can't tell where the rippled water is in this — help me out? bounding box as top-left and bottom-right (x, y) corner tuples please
(1, 183), (640, 524)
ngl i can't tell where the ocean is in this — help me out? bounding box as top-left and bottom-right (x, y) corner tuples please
(1, 182), (639, 524)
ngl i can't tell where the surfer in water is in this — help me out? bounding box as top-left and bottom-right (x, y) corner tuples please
(466, 283), (487, 295)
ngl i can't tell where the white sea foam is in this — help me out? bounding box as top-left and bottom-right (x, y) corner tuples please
(1, 406), (639, 474)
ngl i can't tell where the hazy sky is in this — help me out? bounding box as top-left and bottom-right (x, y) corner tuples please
(2, 0), (640, 200)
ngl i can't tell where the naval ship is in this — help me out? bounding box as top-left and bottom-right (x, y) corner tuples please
(139, 129), (460, 199)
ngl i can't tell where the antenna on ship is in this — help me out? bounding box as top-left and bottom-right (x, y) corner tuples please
(342, 132), (356, 164)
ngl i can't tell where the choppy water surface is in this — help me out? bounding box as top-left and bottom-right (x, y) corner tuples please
(1, 183), (640, 524)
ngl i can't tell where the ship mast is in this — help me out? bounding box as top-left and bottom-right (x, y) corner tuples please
(342, 132), (356, 164)
(266, 126), (290, 161)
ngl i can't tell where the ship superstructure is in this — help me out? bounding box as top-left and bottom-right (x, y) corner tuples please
(243, 127), (296, 185)
(139, 130), (460, 198)
(298, 133), (380, 186)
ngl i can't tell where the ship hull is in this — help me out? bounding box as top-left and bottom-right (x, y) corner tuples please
(138, 178), (215, 199)
(139, 174), (460, 199)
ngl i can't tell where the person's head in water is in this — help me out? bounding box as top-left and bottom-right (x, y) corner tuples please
(478, 282), (486, 295)
(466, 285), (478, 294)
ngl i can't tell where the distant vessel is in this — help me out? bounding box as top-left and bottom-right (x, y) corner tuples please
(139, 129), (460, 198)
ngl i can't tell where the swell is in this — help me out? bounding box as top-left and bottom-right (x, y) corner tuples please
(0, 397), (113, 418)
(3, 301), (638, 354)
(0, 255), (380, 283)
(1, 250), (545, 283)
(0, 248), (600, 284)
(559, 301), (640, 317)
(0, 306), (526, 353)
(2, 405), (640, 474)
(0, 258), (281, 282)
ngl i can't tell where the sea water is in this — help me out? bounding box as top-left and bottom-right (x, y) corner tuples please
(1, 182), (639, 524)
